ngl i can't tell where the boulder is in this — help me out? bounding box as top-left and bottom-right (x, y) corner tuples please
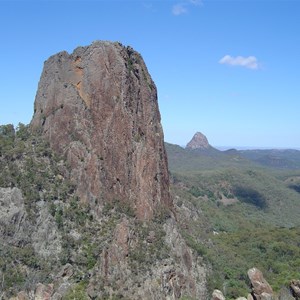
(212, 289), (225, 300)
(260, 292), (274, 300)
(247, 268), (273, 299)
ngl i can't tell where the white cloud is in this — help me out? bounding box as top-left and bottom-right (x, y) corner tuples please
(219, 55), (259, 70)
(172, 3), (188, 15)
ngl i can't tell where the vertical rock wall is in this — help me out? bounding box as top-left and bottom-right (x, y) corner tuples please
(31, 41), (172, 220)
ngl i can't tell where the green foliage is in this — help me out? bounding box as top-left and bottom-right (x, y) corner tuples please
(62, 281), (89, 300)
(207, 226), (300, 298)
(1, 123), (299, 299)
(16, 122), (30, 140)
(181, 232), (207, 256)
(127, 58), (134, 72)
(55, 205), (64, 229)
(0, 123), (84, 295)
(0, 124), (15, 158)
(0, 244), (51, 296)
(0, 123), (77, 218)
(103, 198), (135, 218)
(172, 166), (300, 227)
(167, 142), (300, 299)
(129, 221), (169, 270)
(83, 243), (98, 270)
(153, 205), (172, 224)
(64, 196), (92, 226)
(188, 186), (204, 197)
(0, 124), (15, 137)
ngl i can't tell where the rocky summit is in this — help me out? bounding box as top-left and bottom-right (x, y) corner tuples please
(0, 42), (207, 299)
(186, 131), (211, 150)
(31, 41), (172, 220)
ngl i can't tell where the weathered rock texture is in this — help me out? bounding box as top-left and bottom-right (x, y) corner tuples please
(85, 218), (207, 300)
(30, 41), (172, 220)
(0, 187), (29, 245)
(290, 280), (300, 299)
(0, 187), (61, 258)
(211, 289), (225, 300)
(248, 267), (274, 300)
(186, 131), (211, 150)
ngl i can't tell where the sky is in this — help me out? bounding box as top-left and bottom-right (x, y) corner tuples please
(0, 0), (299, 149)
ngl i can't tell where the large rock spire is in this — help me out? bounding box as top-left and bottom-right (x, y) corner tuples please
(31, 41), (172, 220)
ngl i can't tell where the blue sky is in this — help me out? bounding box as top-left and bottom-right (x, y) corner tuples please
(1, 0), (299, 148)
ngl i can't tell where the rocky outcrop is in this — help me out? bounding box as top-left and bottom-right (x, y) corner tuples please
(186, 132), (211, 150)
(1, 42), (210, 300)
(9, 282), (57, 300)
(0, 187), (29, 245)
(31, 201), (62, 258)
(248, 267), (273, 300)
(34, 283), (54, 300)
(211, 289), (225, 300)
(163, 219), (207, 299)
(30, 41), (172, 220)
(290, 280), (300, 299)
(0, 187), (61, 259)
(209, 268), (300, 300)
(85, 218), (207, 299)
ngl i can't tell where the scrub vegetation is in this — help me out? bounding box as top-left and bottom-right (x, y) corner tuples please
(166, 143), (300, 299)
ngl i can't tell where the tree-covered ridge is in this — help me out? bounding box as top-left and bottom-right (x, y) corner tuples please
(166, 142), (300, 299)
(172, 180), (300, 299)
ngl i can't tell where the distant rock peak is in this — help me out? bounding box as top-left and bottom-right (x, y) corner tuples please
(186, 132), (211, 150)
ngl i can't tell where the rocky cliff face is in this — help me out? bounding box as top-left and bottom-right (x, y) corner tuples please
(31, 41), (171, 220)
(0, 43), (209, 300)
(0, 187), (61, 259)
(0, 127), (208, 299)
(186, 131), (211, 150)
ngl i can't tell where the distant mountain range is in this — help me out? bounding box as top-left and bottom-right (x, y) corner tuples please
(163, 132), (300, 299)
(166, 132), (300, 170)
(216, 145), (300, 150)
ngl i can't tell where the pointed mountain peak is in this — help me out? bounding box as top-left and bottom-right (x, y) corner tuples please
(186, 132), (211, 150)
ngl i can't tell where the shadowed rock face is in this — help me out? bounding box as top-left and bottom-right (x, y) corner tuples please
(31, 41), (172, 220)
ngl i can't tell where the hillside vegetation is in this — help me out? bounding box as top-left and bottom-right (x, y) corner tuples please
(1, 123), (300, 299)
(0, 124), (171, 299)
(166, 142), (300, 299)
(0, 124), (208, 300)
